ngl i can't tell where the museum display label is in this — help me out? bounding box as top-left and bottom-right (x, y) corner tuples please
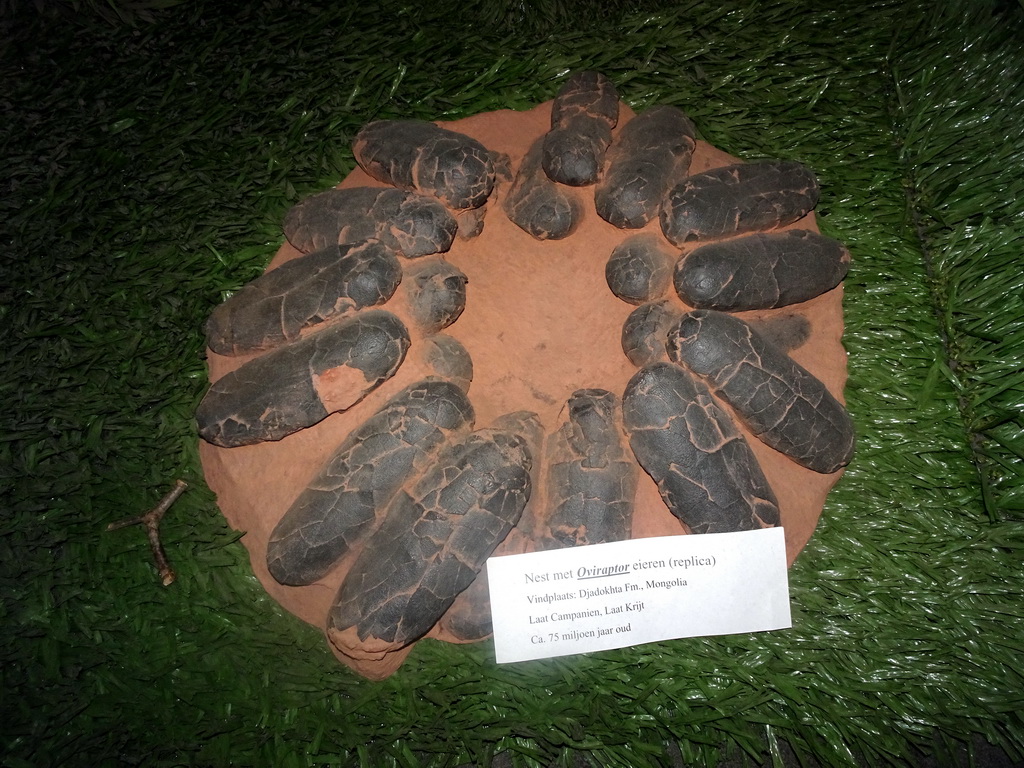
(487, 528), (790, 663)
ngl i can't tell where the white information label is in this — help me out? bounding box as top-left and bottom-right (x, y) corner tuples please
(486, 528), (790, 663)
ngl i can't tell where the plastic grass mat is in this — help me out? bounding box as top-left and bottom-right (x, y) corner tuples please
(2, 1), (1022, 765)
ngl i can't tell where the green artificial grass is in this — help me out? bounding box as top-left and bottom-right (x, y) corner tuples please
(2, 1), (1022, 765)
(888, 4), (1024, 521)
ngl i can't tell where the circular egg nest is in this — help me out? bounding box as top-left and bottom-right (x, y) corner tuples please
(198, 72), (852, 679)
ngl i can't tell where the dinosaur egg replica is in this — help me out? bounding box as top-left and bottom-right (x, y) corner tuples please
(198, 72), (852, 679)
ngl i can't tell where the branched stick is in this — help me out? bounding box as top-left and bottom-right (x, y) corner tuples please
(107, 479), (188, 586)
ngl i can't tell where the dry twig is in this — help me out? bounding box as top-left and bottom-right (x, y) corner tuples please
(107, 479), (188, 586)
